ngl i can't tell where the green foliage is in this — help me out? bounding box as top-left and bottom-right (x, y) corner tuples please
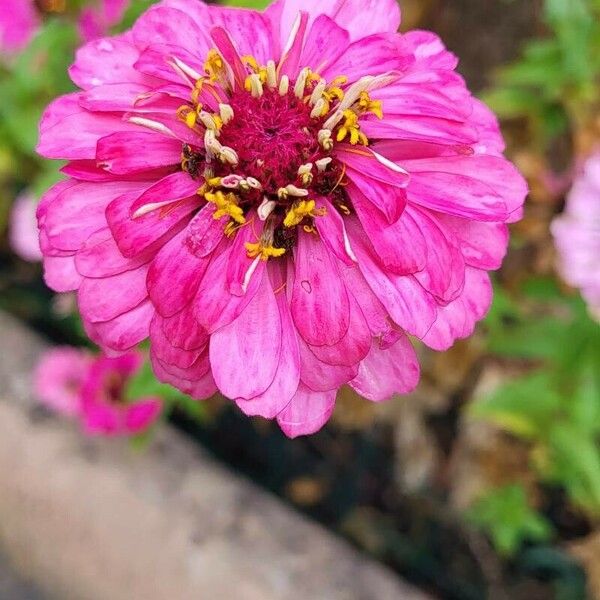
(223, 0), (271, 8)
(483, 0), (600, 145)
(466, 484), (554, 557)
(474, 281), (600, 519)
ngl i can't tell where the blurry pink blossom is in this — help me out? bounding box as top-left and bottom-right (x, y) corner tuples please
(0, 0), (129, 54)
(552, 152), (600, 321)
(34, 346), (93, 416)
(80, 352), (162, 436)
(0, 0), (40, 53)
(10, 192), (43, 262)
(34, 348), (162, 435)
(78, 0), (130, 43)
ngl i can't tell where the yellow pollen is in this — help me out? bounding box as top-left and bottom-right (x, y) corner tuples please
(177, 105), (199, 129)
(337, 109), (369, 146)
(358, 91), (383, 119)
(283, 200), (325, 228)
(245, 241), (286, 261)
(204, 50), (225, 82)
(205, 191), (246, 225)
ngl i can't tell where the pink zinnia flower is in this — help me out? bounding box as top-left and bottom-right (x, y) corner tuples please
(80, 352), (162, 436)
(10, 192), (43, 262)
(34, 346), (93, 416)
(34, 347), (162, 435)
(552, 152), (600, 321)
(36, 0), (527, 437)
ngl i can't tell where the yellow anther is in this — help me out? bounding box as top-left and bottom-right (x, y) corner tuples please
(303, 225), (317, 234)
(337, 203), (351, 215)
(224, 222), (238, 237)
(177, 105), (198, 129)
(204, 49), (225, 82)
(242, 55), (268, 84)
(191, 79), (205, 104)
(357, 91), (383, 119)
(283, 200), (325, 228)
(245, 241), (286, 261)
(336, 109), (369, 146)
(206, 176), (222, 188)
(242, 55), (259, 71)
(205, 191), (246, 225)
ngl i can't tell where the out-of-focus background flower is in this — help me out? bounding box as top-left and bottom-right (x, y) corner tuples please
(0, 1), (599, 598)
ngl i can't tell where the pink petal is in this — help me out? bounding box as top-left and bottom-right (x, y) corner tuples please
(422, 267), (493, 351)
(160, 306), (208, 351)
(147, 229), (209, 318)
(186, 204), (227, 258)
(299, 336), (358, 392)
(79, 82), (150, 113)
(314, 196), (355, 266)
(123, 399), (162, 434)
(151, 352), (217, 400)
(236, 265), (300, 419)
(84, 299), (153, 352)
(210, 270), (282, 400)
(69, 36), (148, 90)
(276, 384), (336, 438)
(299, 15), (349, 74)
(97, 131), (182, 174)
(43, 255), (83, 292)
(350, 334), (420, 402)
(78, 263), (149, 323)
(291, 229), (350, 347)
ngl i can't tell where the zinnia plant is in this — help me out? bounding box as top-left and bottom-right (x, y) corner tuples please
(36, 0), (527, 437)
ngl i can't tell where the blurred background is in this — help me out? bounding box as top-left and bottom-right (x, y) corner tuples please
(0, 0), (599, 598)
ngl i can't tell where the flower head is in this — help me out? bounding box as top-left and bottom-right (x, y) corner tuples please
(34, 347), (162, 435)
(552, 152), (600, 321)
(37, 0), (527, 437)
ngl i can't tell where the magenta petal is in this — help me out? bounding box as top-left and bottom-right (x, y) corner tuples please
(236, 265), (300, 419)
(315, 196), (355, 266)
(308, 292), (371, 367)
(423, 267), (493, 351)
(84, 299), (153, 352)
(349, 184), (426, 275)
(160, 306), (208, 351)
(150, 314), (205, 369)
(151, 352), (217, 400)
(291, 230), (350, 347)
(299, 336), (358, 392)
(350, 334), (420, 402)
(276, 384), (336, 438)
(78, 263), (149, 323)
(300, 15), (349, 74)
(347, 217), (436, 339)
(97, 132), (181, 174)
(210, 270), (282, 401)
(43, 255), (82, 292)
(278, 10), (309, 79)
(79, 82), (150, 113)
(106, 188), (197, 259)
(75, 228), (155, 278)
(69, 36), (148, 90)
(147, 229), (209, 318)
(186, 204), (227, 258)
(193, 240), (264, 333)
(123, 399), (162, 434)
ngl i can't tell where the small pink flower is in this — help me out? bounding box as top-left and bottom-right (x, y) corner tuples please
(80, 352), (162, 436)
(34, 346), (93, 416)
(0, 0), (40, 53)
(552, 152), (600, 321)
(37, 0), (527, 437)
(78, 0), (130, 43)
(10, 192), (43, 262)
(0, 0), (129, 54)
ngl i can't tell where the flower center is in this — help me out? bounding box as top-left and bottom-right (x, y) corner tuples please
(173, 50), (383, 260)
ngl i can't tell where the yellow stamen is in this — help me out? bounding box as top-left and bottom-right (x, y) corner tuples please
(336, 110), (369, 146)
(205, 191), (246, 225)
(204, 49), (225, 83)
(357, 91), (383, 119)
(283, 200), (325, 228)
(177, 105), (198, 129)
(245, 241), (286, 261)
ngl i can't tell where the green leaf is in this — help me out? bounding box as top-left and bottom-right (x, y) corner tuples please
(466, 484), (553, 557)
